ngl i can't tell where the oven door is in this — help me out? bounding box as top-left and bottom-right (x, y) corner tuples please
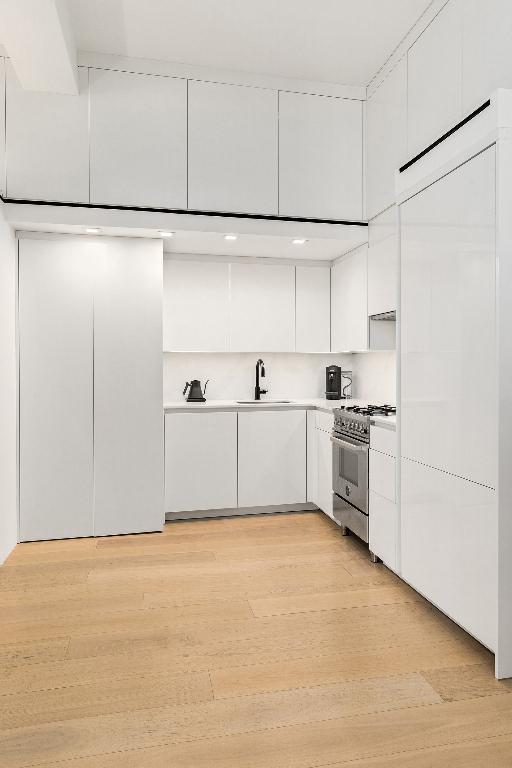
(330, 433), (369, 515)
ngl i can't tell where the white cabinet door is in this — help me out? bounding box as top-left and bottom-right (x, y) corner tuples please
(407, 0), (463, 159)
(306, 411), (318, 504)
(368, 206), (398, 317)
(238, 410), (307, 507)
(93, 238), (164, 536)
(188, 80), (278, 215)
(279, 92), (363, 220)
(401, 458), (497, 650)
(317, 427), (334, 520)
(401, 147), (496, 489)
(295, 266), (330, 353)
(366, 58), (407, 220)
(331, 244), (368, 352)
(90, 69), (187, 208)
(369, 492), (397, 571)
(19, 238), (94, 541)
(165, 412), (237, 513)
(230, 263), (295, 352)
(0, 58), (5, 195)
(462, 0), (512, 113)
(6, 64), (89, 202)
(369, 449), (396, 503)
(163, 259), (230, 352)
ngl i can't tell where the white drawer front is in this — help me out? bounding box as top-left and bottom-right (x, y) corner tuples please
(369, 491), (397, 572)
(369, 449), (396, 502)
(316, 410), (334, 433)
(370, 425), (396, 457)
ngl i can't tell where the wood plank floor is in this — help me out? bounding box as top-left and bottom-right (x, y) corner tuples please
(0, 511), (510, 767)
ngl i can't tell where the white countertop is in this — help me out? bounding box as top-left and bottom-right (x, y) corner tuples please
(163, 398), (397, 426)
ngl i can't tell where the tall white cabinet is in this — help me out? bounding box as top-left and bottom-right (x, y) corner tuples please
(19, 239), (94, 541)
(400, 146), (497, 650)
(18, 236), (164, 541)
(93, 239), (164, 536)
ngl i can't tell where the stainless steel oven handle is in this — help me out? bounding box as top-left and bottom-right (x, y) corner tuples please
(330, 435), (368, 452)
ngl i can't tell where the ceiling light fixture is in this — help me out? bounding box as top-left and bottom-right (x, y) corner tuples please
(292, 238), (307, 245)
(85, 227), (100, 234)
(159, 230), (174, 238)
(224, 234), (238, 241)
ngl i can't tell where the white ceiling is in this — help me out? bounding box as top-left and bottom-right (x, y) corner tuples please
(68, 0), (431, 86)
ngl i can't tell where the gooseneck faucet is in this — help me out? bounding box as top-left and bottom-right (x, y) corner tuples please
(255, 359), (268, 400)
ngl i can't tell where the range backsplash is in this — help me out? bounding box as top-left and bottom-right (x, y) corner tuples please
(164, 351), (396, 404)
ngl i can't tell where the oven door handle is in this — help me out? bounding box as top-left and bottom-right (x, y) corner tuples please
(330, 435), (368, 452)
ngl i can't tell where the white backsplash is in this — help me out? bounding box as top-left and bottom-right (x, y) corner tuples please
(164, 351), (396, 404)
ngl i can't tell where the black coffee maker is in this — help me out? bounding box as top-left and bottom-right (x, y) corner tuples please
(183, 379), (208, 402)
(325, 366), (342, 400)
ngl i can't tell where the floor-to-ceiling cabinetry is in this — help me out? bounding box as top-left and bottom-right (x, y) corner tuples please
(18, 235), (164, 541)
(400, 146), (497, 650)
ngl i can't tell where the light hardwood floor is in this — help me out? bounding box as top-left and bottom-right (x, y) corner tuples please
(1, 511), (510, 767)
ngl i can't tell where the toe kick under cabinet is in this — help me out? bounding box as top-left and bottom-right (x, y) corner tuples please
(165, 408), (307, 518)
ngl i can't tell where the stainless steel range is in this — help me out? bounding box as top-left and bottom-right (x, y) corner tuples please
(331, 404), (396, 560)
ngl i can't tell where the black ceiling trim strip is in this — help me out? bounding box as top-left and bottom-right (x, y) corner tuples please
(0, 195), (368, 227)
(399, 99), (491, 174)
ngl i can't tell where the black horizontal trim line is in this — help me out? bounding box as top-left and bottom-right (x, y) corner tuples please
(0, 195), (368, 227)
(399, 99), (491, 174)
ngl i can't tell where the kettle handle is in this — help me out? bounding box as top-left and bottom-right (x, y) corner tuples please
(183, 381), (190, 396)
(203, 379), (209, 395)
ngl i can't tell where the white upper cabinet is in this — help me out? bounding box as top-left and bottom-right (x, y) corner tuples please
(366, 58), (407, 220)
(367, 205), (398, 317)
(90, 69), (187, 208)
(407, 0), (463, 159)
(462, 0), (512, 113)
(230, 263), (295, 352)
(279, 92), (363, 221)
(238, 410), (307, 507)
(6, 64), (89, 203)
(188, 80), (278, 215)
(295, 266), (331, 353)
(163, 259), (230, 352)
(331, 244), (368, 352)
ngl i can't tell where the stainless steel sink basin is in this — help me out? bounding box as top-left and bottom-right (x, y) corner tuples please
(236, 400), (292, 404)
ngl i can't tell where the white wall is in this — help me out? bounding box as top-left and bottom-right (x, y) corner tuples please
(164, 351), (395, 404)
(0, 202), (17, 563)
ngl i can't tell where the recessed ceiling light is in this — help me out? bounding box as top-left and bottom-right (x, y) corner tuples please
(292, 238), (307, 245)
(159, 230), (174, 238)
(85, 227), (100, 234)
(224, 234), (238, 241)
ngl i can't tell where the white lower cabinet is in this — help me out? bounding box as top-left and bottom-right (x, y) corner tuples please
(401, 458), (497, 651)
(307, 412), (318, 504)
(238, 410), (307, 507)
(317, 427), (334, 520)
(369, 426), (397, 570)
(165, 412), (237, 513)
(369, 491), (397, 571)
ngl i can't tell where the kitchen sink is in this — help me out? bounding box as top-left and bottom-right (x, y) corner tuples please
(236, 400), (292, 404)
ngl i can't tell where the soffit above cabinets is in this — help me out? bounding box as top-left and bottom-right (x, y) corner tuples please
(67, 0), (431, 87)
(9, 210), (368, 262)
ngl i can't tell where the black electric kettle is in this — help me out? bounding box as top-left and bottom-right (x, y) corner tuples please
(183, 379), (209, 403)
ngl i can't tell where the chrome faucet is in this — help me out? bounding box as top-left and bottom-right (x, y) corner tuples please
(255, 359), (267, 400)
